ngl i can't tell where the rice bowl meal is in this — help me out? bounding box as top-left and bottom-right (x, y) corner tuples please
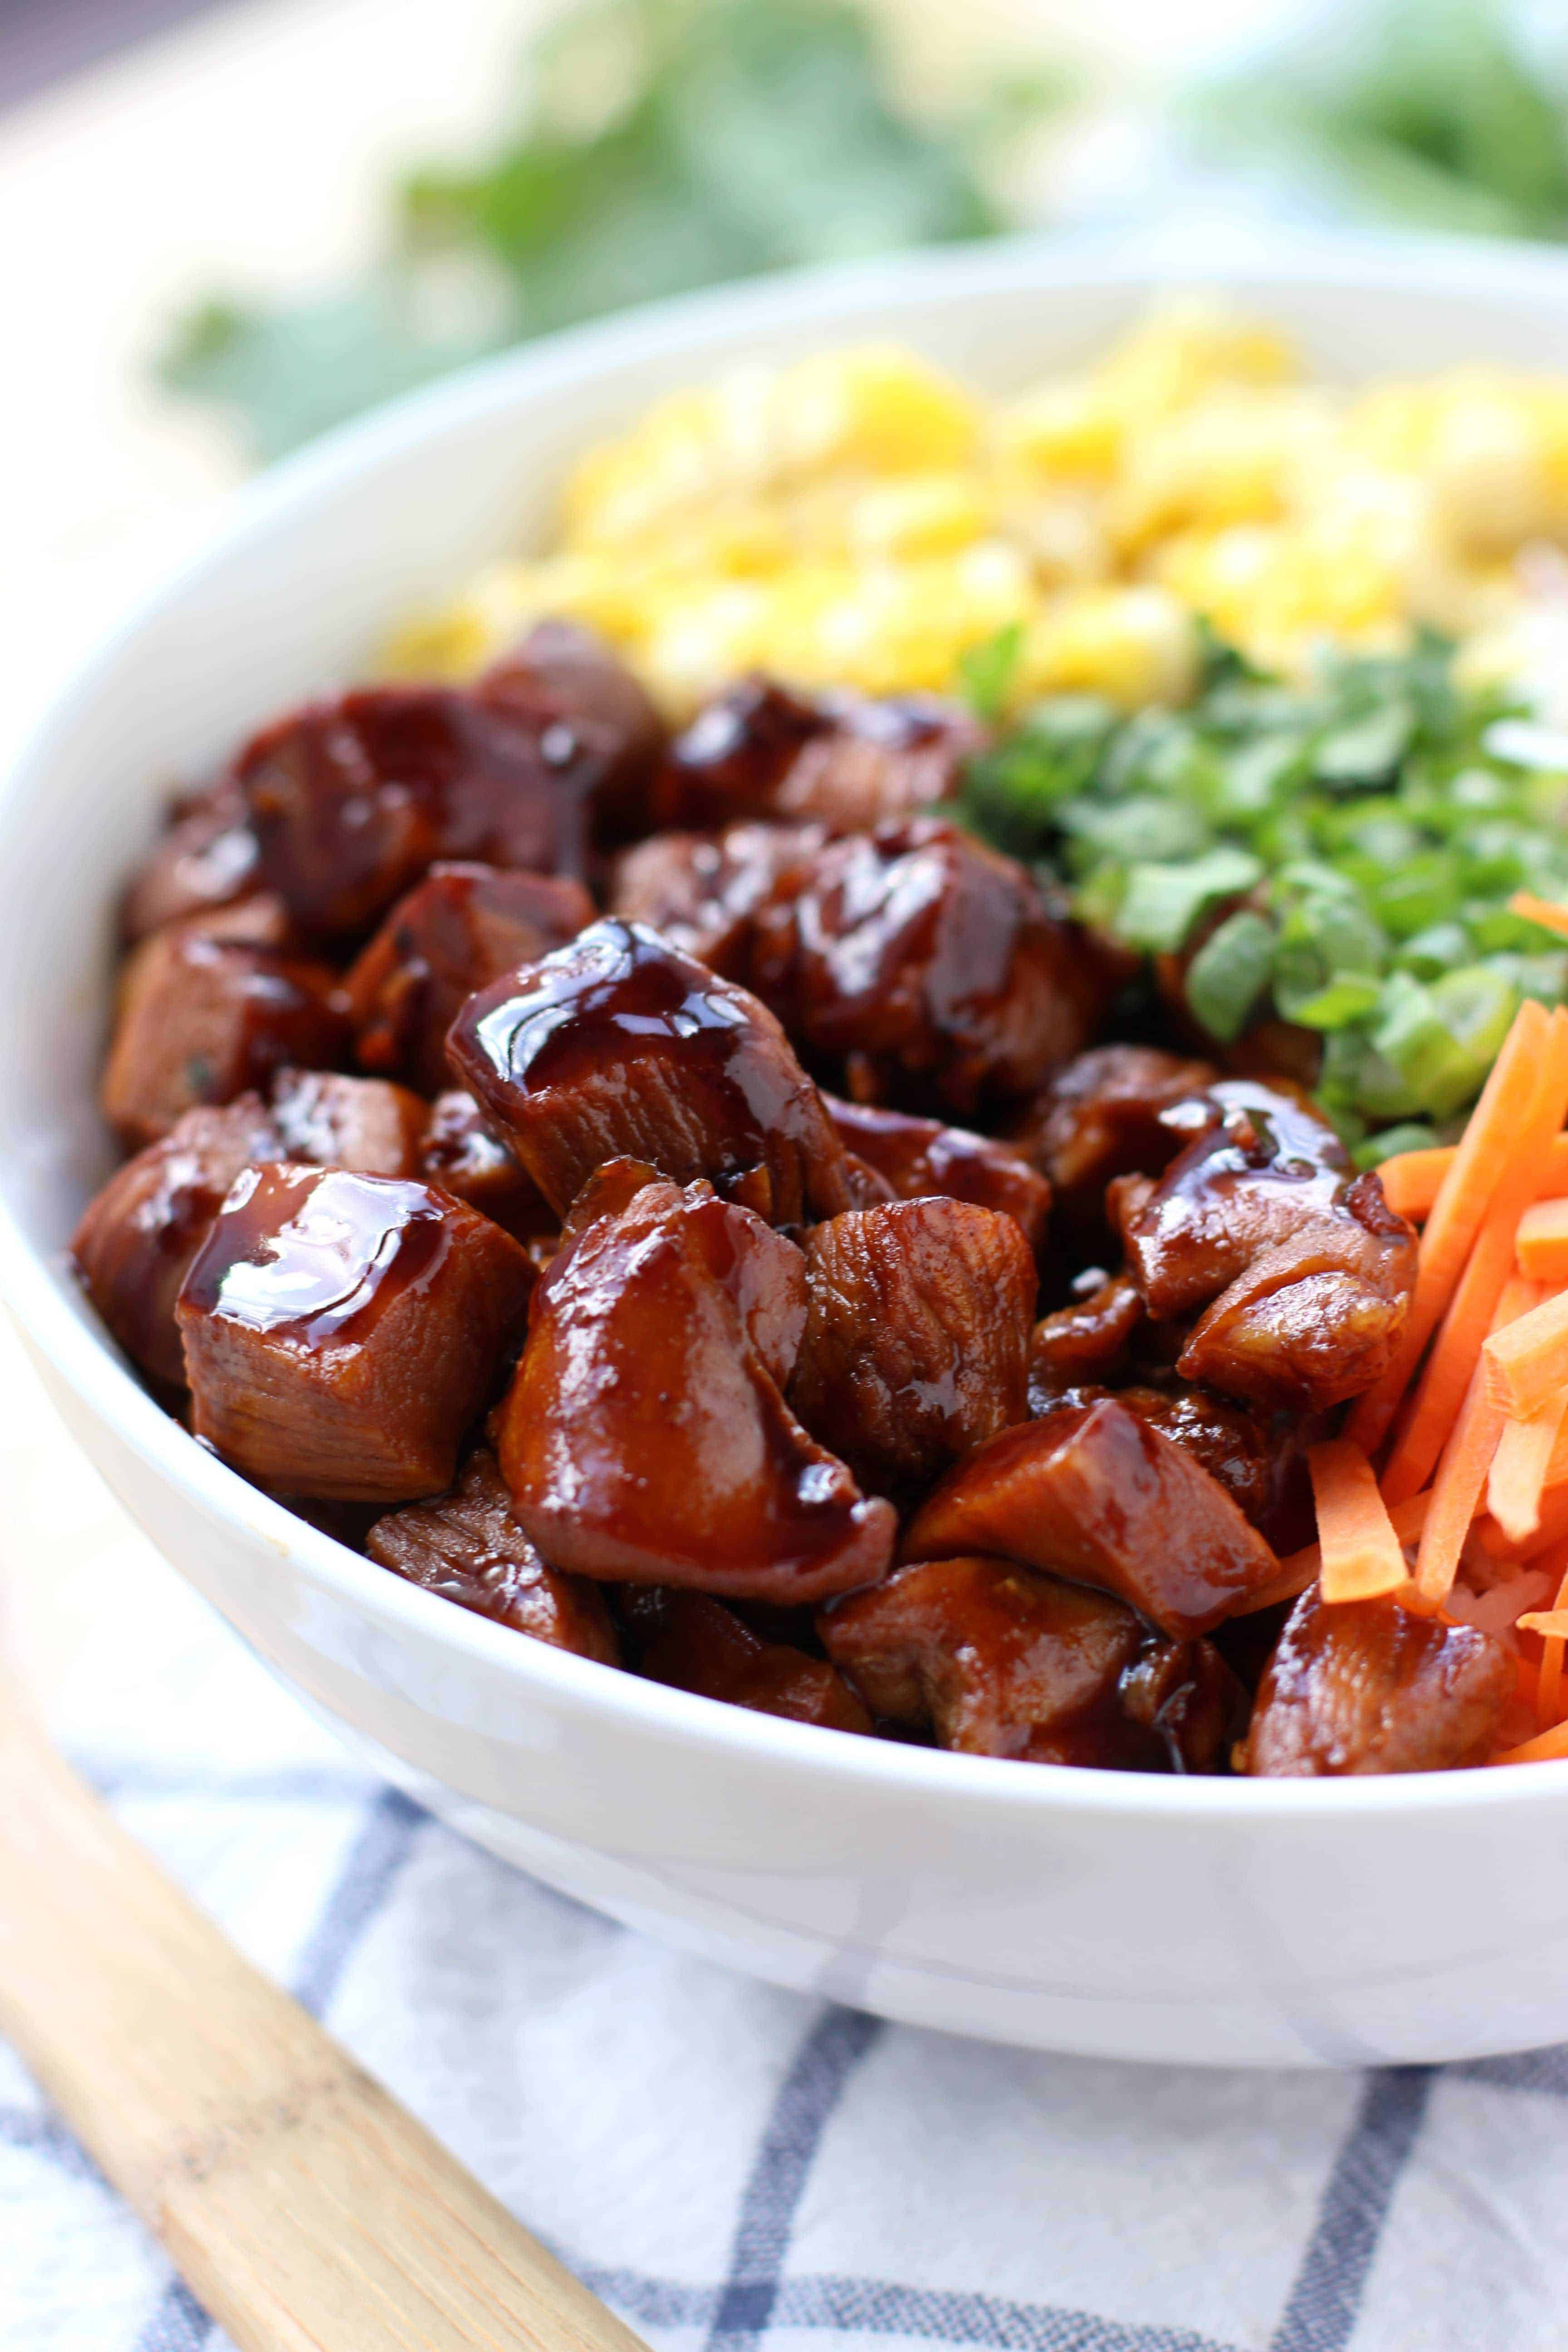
(68, 300), (1568, 1785)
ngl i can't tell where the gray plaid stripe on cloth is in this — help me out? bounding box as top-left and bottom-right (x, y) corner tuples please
(6, 1736), (1568, 2347)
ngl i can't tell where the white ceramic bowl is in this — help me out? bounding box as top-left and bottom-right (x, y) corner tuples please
(10, 228), (1568, 2070)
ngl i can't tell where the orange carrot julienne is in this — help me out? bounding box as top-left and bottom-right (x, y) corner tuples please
(1538, 1553), (1568, 1727)
(1490, 1719), (1568, 1764)
(1516, 1196), (1568, 1284)
(1374, 1134), (1568, 1225)
(1519, 1609), (1568, 1639)
(1485, 1391), (1568, 1544)
(1380, 1009), (1568, 1505)
(1251, 1490), (1429, 1611)
(1510, 890), (1568, 942)
(1348, 997), (1552, 1455)
(1308, 1438), (1410, 1602)
(1413, 1363), (1509, 1605)
(1484, 1286), (1568, 1421)
(1474, 1473), (1568, 1565)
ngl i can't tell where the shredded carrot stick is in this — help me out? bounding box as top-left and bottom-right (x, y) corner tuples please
(1536, 1553), (1568, 1727)
(1374, 1134), (1568, 1225)
(1516, 1196), (1568, 1284)
(1377, 1147), (1456, 1222)
(1486, 1391), (1568, 1544)
(1413, 1363), (1511, 1605)
(1519, 1609), (1568, 1639)
(1348, 998), (1552, 1455)
(1490, 1719), (1568, 1764)
(1307, 1438), (1410, 1602)
(1475, 1474), (1568, 1564)
(1511, 890), (1568, 942)
(1381, 1011), (1568, 1504)
(1251, 1491), (1429, 1611)
(1483, 1286), (1568, 1421)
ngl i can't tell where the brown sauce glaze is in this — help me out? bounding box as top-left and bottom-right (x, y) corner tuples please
(178, 1163), (534, 1503)
(902, 1398), (1280, 1640)
(1243, 1583), (1513, 1775)
(1118, 1078), (1418, 1412)
(180, 1165), (451, 1348)
(496, 1176), (893, 1604)
(449, 918), (853, 1225)
(821, 1554), (1241, 1769)
(823, 1093), (1051, 1254)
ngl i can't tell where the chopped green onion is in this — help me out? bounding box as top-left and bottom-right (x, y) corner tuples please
(1114, 846), (1263, 956)
(1185, 909), (1277, 1043)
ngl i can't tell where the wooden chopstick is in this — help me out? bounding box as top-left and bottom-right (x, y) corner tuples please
(0, 1667), (651, 2352)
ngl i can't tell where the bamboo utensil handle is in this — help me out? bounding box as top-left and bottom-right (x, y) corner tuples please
(0, 1671), (651, 2352)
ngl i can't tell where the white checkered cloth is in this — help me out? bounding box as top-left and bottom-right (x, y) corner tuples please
(5, 1544), (1568, 2352)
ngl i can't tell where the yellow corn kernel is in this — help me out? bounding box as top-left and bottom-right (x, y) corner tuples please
(1093, 305), (1298, 428)
(1019, 586), (1198, 709)
(999, 380), (1123, 484)
(845, 472), (991, 559)
(775, 345), (981, 476)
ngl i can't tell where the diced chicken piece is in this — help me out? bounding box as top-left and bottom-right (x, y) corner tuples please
(269, 1068), (429, 1176)
(236, 679), (626, 941)
(789, 1199), (1036, 1494)
(177, 1164), (534, 1502)
(1029, 1271), (1152, 1399)
(821, 1555), (1241, 1769)
(1117, 1078), (1418, 1412)
(1009, 1044), (1216, 1253)
(417, 1090), (554, 1241)
(1243, 1584), (1513, 1776)
(823, 1093), (1051, 1254)
(654, 675), (983, 833)
(496, 1176), (894, 1604)
(367, 1447), (618, 1661)
(343, 862), (594, 1093)
(608, 822), (826, 977)
(102, 929), (349, 1148)
(449, 917), (854, 1225)
(902, 1397), (1280, 1639)
(1034, 1380), (1311, 1549)
(751, 818), (1106, 1118)
(165, 895), (297, 951)
(120, 776), (262, 945)
(70, 1093), (284, 1388)
(624, 1587), (872, 1733)
(477, 618), (666, 847)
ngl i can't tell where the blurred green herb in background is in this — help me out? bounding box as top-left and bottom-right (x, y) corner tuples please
(1196, 0), (1568, 241)
(160, 0), (1068, 464)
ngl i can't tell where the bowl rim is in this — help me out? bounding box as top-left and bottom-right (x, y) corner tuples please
(12, 220), (1568, 1823)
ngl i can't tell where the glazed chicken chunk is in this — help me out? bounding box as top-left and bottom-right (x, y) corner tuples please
(177, 1163), (534, 1501)
(71, 1093), (285, 1389)
(417, 1089), (554, 1242)
(750, 817), (1106, 1117)
(903, 1397), (1281, 1639)
(102, 929), (348, 1148)
(622, 1587), (872, 1733)
(653, 675), (983, 834)
(449, 917), (854, 1225)
(1117, 1078), (1418, 1412)
(823, 1093), (1051, 1253)
(1243, 1583), (1513, 1776)
(343, 862), (595, 1094)
(789, 1198), (1037, 1494)
(1010, 1043), (1217, 1252)
(822, 1555), (1242, 1769)
(368, 1447), (618, 1661)
(496, 1175), (895, 1603)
